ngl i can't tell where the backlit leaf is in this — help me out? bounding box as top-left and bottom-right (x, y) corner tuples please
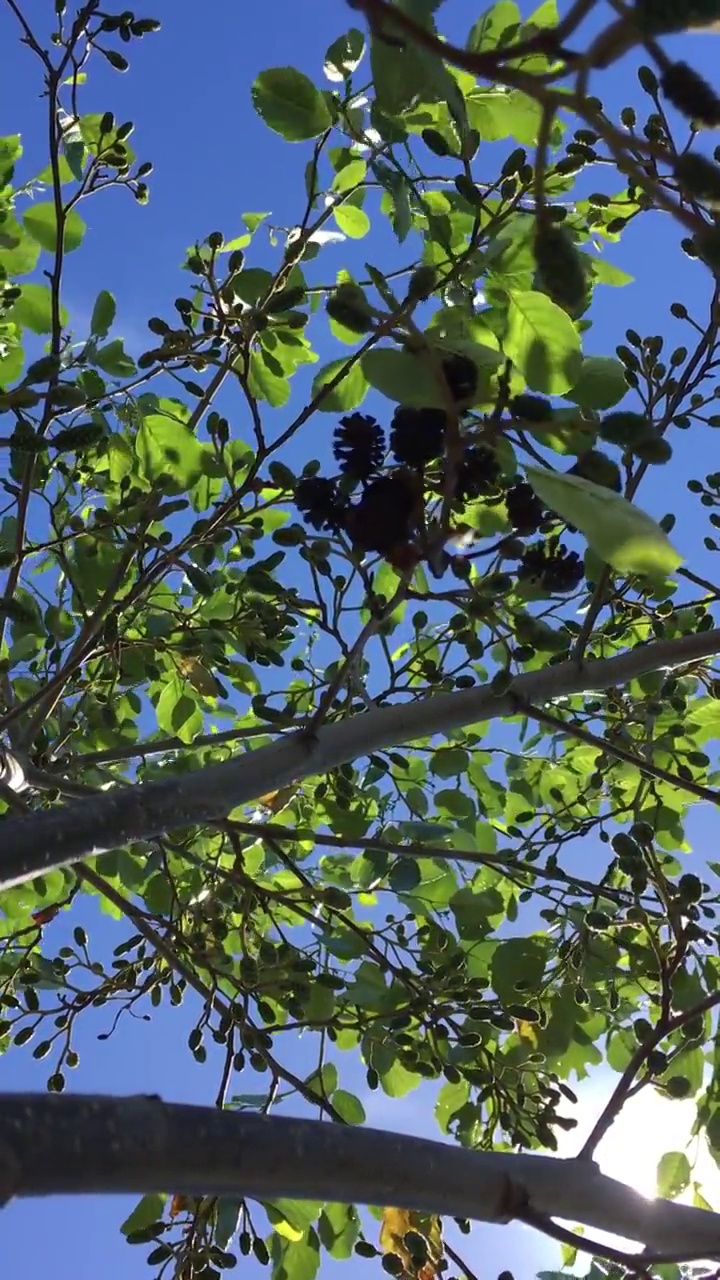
(566, 356), (628, 411)
(526, 465), (683, 576)
(333, 204), (370, 239)
(656, 1151), (691, 1199)
(504, 291), (582, 394)
(311, 358), (368, 411)
(251, 67), (332, 141)
(23, 203), (86, 253)
(90, 289), (116, 339)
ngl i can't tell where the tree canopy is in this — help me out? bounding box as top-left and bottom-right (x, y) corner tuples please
(4, 0), (720, 1276)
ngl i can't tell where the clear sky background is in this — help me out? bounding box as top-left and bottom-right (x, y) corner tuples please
(2, 2), (720, 1277)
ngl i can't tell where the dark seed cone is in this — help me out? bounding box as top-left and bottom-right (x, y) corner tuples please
(326, 284), (375, 334)
(568, 449), (622, 492)
(505, 482), (546, 535)
(345, 474), (418, 555)
(454, 445), (500, 502)
(441, 353), (478, 403)
(661, 62), (720, 127)
(518, 540), (584, 594)
(390, 405), (447, 468)
(534, 225), (587, 313)
(295, 476), (349, 533)
(333, 413), (385, 482)
(509, 393), (554, 422)
(674, 152), (720, 207)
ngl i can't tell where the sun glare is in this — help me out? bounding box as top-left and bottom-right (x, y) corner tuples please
(573, 1085), (720, 1206)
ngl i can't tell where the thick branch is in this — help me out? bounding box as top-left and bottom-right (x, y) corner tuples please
(0, 1094), (719, 1258)
(1, 628), (719, 889)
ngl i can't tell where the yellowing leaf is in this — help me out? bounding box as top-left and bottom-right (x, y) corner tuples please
(168, 1193), (198, 1219)
(526, 465), (683, 577)
(515, 1018), (538, 1046)
(257, 784), (300, 814)
(380, 1208), (443, 1280)
(271, 1216), (304, 1242)
(177, 657), (221, 699)
(264, 1199), (324, 1242)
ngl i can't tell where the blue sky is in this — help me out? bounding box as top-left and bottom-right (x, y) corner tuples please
(2, 1), (720, 1277)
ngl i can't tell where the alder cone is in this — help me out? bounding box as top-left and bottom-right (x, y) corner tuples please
(345, 473), (419, 555)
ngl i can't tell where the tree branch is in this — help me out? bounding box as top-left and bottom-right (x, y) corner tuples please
(1, 1095), (720, 1258)
(1, 627), (720, 889)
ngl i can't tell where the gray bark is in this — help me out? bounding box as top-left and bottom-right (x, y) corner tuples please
(1, 627), (719, 889)
(0, 1095), (718, 1258)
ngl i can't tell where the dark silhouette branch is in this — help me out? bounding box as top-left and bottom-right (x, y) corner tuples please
(579, 989), (720, 1161)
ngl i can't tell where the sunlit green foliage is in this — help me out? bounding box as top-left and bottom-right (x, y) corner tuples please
(3, 1), (720, 1277)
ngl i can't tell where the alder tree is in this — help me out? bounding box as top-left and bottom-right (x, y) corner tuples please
(4, 0), (720, 1276)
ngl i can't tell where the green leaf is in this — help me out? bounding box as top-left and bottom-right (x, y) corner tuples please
(33, 154), (77, 186)
(566, 356), (629, 411)
(318, 1203), (360, 1259)
(431, 748), (470, 778)
(63, 140), (85, 182)
(333, 204), (370, 239)
(656, 1151), (691, 1199)
(305, 982), (335, 1023)
(251, 67), (332, 141)
(363, 341), (499, 407)
(135, 414), (206, 491)
(370, 37), (433, 119)
(331, 159), (367, 194)
(266, 1200), (323, 1242)
(311, 358), (368, 411)
(23, 203), (86, 253)
(121, 1193), (165, 1236)
(435, 1078), (470, 1131)
(0, 215), (42, 276)
(371, 558), (407, 629)
(468, 0), (521, 50)
(363, 347), (440, 405)
(590, 257), (634, 287)
(491, 937), (548, 1003)
(324, 29), (365, 82)
(7, 283), (67, 335)
(373, 165), (413, 243)
(214, 1198), (243, 1251)
(155, 676), (203, 743)
(667, 1044), (704, 1095)
(242, 211), (271, 235)
(378, 1057), (423, 1098)
(389, 858), (422, 891)
(525, 465), (683, 577)
(93, 338), (135, 377)
(525, 0), (559, 31)
(0, 345), (26, 387)
(0, 134), (22, 185)
(247, 348), (291, 407)
(90, 289), (116, 339)
(233, 267), (274, 305)
(467, 89), (546, 146)
(504, 291), (582, 394)
(271, 1227), (320, 1280)
(331, 1089), (366, 1124)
